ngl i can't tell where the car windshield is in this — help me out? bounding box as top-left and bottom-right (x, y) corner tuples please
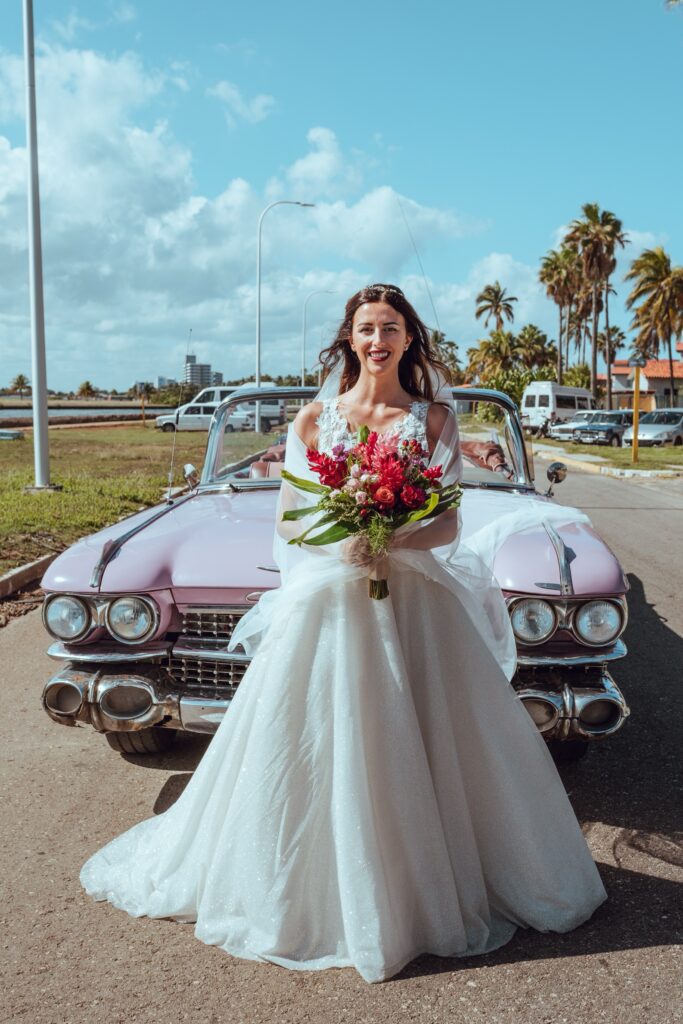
(639, 411), (682, 425)
(203, 391), (532, 490)
(591, 415), (622, 425)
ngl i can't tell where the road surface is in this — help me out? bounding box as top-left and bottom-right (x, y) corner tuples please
(2, 469), (681, 1023)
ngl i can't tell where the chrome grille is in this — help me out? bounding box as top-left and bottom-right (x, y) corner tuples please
(168, 656), (248, 700)
(180, 606), (245, 644)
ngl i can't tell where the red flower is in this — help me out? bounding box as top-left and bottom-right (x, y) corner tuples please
(372, 455), (407, 490)
(400, 484), (426, 509)
(423, 465), (443, 481)
(374, 485), (396, 507)
(307, 449), (348, 488)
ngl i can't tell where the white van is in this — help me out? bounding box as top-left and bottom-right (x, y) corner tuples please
(521, 382), (596, 432)
(155, 386), (286, 433)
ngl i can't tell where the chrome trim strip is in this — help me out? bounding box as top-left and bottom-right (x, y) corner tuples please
(47, 641), (171, 663)
(88, 493), (196, 589)
(516, 638), (627, 666)
(543, 520), (574, 596)
(171, 641), (251, 664)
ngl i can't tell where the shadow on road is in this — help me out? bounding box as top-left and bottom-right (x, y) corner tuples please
(401, 863), (681, 980)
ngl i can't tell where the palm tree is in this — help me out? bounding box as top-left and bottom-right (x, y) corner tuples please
(597, 325), (626, 360)
(10, 373), (30, 399)
(539, 247), (581, 382)
(625, 247), (683, 405)
(565, 203), (626, 400)
(430, 330), (463, 382)
(474, 282), (518, 333)
(516, 324), (555, 371)
(466, 330), (521, 379)
(77, 380), (96, 398)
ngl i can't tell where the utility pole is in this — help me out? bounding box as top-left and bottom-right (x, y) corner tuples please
(22, 0), (55, 490)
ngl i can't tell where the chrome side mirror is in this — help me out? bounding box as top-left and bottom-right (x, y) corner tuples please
(183, 463), (199, 489)
(545, 461), (567, 497)
(547, 461), (567, 485)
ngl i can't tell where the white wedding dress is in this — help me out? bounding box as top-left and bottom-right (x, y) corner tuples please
(80, 398), (607, 983)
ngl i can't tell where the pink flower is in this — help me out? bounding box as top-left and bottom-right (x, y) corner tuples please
(355, 491), (368, 504)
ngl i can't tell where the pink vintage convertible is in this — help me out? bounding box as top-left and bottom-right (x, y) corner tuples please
(40, 387), (630, 762)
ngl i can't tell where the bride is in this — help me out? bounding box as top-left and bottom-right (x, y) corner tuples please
(80, 283), (607, 984)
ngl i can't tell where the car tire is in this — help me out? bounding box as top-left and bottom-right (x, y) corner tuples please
(161, 423), (175, 433)
(261, 419), (272, 433)
(674, 436), (682, 446)
(609, 435), (620, 447)
(547, 738), (590, 763)
(105, 728), (179, 755)
(225, 424), (234, 433)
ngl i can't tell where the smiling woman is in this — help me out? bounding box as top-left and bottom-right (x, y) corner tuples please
(79, 284), (608, 985)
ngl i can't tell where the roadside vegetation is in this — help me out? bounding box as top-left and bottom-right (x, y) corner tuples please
(0, 426), (272, 576)
(531, 435), (683, 470)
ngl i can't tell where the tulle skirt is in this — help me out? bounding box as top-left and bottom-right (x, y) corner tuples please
(80, 561), (607, 983)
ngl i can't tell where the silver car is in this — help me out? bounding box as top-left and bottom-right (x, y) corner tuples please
(623, 408), (683, 447)
(547, 411), (600, 441)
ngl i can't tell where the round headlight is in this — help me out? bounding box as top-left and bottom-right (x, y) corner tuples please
(44, 595), (90, 641)
(510, 599), (556, 645)
(574, 600), (622, 646)
(106, 596), (155, 643)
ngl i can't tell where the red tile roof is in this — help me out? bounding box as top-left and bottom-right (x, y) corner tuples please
(643, 359), (683, 379)
(612, 366), (631, 375)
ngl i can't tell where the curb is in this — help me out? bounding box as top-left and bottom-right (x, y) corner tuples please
(0, 553), (56, 599)
(533, 446), (683, 479)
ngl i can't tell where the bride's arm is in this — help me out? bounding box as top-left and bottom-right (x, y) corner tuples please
(391, 400), (461, 551)
(275, 403), (322, 542)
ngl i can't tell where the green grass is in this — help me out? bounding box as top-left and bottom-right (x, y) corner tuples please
(0, 425), (275, 576)
(531, 435), (683, 469)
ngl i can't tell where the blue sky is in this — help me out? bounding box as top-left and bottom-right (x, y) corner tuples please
(1, 0), (681, 390)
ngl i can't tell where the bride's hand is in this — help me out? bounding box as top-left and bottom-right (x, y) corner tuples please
(341, 533), (376, 568)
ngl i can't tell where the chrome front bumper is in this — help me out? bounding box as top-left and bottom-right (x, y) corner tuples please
(42, 642), (630, 742)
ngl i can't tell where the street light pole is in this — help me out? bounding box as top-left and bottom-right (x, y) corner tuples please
(255, 200), (315, 430)
(302, 290), (335, 386)
(22, 0), (52, 490)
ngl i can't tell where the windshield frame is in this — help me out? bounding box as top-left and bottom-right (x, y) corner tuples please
(200, 385), (536, 492)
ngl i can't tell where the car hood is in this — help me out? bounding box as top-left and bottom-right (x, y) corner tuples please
(625, 422), (678, 436)
(42, 485), (627, 598)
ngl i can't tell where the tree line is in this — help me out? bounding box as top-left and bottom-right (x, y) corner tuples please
(457, 203), (683, 409)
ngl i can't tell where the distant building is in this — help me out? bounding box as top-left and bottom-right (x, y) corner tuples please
(212, 371), (224, 385)
(156, 376), (178, 389)
(606, 346), (683, 409)
(184, 354), (214, 388)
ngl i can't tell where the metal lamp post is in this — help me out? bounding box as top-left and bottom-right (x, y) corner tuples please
(22, 0), (54, 490)
(302, 290), (335, 386)
(255, 200), (315, 430)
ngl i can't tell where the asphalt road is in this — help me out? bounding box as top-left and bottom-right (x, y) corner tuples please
(2, 469), (682, 1024)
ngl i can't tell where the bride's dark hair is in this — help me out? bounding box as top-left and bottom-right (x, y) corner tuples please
(318, 283), (452, 402)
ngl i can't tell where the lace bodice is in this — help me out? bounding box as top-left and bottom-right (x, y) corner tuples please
(315, 397), (429, 454)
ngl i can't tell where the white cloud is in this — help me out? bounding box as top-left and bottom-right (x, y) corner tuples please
(0, 44), (495, 390)
(207, 80), (275, 127)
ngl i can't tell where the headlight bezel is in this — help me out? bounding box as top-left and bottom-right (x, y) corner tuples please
(507, 596), (627, 649)
(42, 594), (92, 642)
(104, 595), (159, 645)
(42, 592), (160, 646)
(509, 598), (557, 646)
(572, 599), (624, 648)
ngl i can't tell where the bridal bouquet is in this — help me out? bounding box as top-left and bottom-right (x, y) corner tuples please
(281, 426), (462, 599)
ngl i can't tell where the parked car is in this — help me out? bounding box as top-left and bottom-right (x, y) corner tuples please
(547, 411), (601, 442)
(521, 382), (595, 435)
(40, 387), (630, 764)
(571, 410), (634, 447)
(622, 408), (683, 447)
(155, 393), (286, 433)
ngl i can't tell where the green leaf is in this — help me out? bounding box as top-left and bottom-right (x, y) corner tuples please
(287, 511), (339, 546)
(281, 468), (327, 495)
(358, 424), (369, 443)
(403, 490), (440, 523)
(281, 503), (322, 521)
(300, 523), (353, 546)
